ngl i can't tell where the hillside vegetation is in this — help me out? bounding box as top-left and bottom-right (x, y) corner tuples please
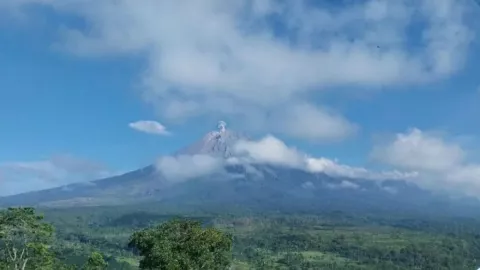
(2, 205), (480, 269)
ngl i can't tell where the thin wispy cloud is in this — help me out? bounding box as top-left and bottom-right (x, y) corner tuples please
(0, 154), (114, 196)
(155, 154), (225, 182)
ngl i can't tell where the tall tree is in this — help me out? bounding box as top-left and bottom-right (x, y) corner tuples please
(129, 218), (233, 270)
(83, 251), (108, 270)
(0, 207), (55, 270)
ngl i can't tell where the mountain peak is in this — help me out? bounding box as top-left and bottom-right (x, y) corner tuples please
(174, 121), (247, 157)
(217, 120), (227, 133)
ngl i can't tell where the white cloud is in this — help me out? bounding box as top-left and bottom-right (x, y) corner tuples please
(155, 154), (224, 182)
(306, 157), (417, 180)
(2, 0), (476, 141)
(372, 128), (464, 171)
(269, 103), (357, 141)
(232, 135), (305, 168)
(373, 128), (480, 196)
(0, 155), (114, 196)
(326, 180), (360, 190)
(232, 135), (413, 180)
(153, 134), (413, 184)
(129, 120), (170, 135)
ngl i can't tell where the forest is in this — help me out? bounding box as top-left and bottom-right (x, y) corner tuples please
(2, 203), (480, 269)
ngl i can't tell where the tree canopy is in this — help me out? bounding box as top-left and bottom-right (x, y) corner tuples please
(128, 218), (233, 270)
(0, 207), (55, 270)
(83, 251), (108, 270)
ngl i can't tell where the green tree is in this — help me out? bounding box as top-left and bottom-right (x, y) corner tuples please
(83, 251), (108, 270)
(128, 218), (233, 270)
(0, 207), (55, 270)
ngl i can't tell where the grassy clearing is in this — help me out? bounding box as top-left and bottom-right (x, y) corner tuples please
(116, 256), (139, 267)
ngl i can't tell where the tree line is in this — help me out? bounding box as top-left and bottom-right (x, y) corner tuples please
(3, 207), (480, 269)
(0, 207), (233, 270)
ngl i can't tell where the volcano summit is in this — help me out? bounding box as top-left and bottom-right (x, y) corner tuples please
(174, 121), (247, 158)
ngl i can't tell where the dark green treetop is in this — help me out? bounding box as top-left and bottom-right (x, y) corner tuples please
(129, 218), (233, 270)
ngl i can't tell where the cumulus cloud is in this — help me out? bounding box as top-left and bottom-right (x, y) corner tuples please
(373, 128), (480, 196)
(155, 154), (224, 182)
(129, 120), (170, 135)
(232, 135), (414, 180)
(0, 155), (114, 196)
(232, 135), (305, 168)
(152, 134), (413, 184)
(372, 128), (464, 171)
(2, 0), (476, 141)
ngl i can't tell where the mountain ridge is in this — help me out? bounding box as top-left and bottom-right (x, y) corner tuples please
(1, 122), (480, 218)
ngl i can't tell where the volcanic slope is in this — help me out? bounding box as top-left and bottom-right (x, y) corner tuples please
(1, 122), (479, 217)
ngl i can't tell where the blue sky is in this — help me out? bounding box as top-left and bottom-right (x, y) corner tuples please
(1, 0), (480, 196)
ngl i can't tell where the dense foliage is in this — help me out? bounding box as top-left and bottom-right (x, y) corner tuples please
(0, 207), (56, 270)
(0, 208), (232, 270)
(3, 204), (480, 269)
(129, 219), (232, 269)
(83, 252), (108, 270)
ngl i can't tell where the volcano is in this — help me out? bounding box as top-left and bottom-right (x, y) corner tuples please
(0, 121), (250, 207)
(174, 121), (248, 157)
(1, 122), (479, 217)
